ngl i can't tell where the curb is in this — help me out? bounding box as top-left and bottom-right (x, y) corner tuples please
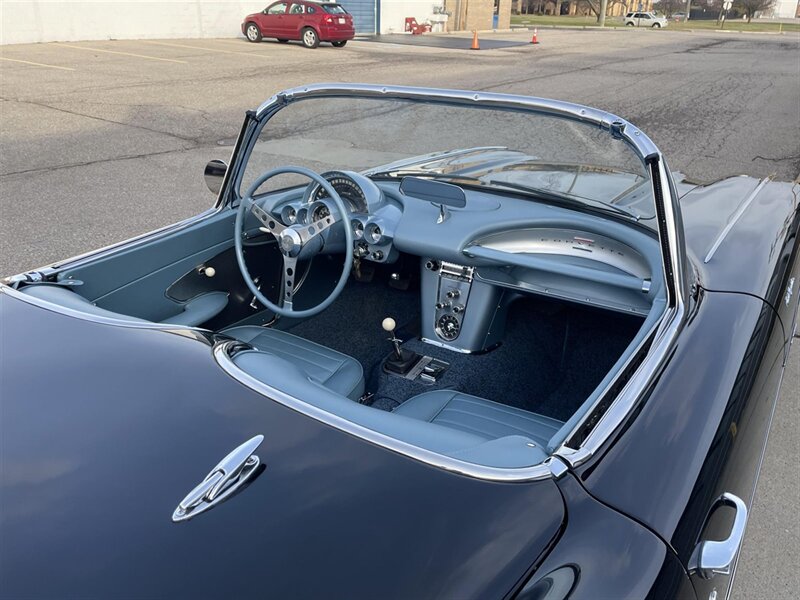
(509, 24), (792, 35)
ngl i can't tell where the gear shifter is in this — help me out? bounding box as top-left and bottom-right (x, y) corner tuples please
(382, 317), (419, 375)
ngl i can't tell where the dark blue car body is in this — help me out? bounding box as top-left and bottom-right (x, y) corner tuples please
(1, 85), (798, 599)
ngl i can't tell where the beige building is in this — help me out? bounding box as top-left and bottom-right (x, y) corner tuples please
(444, 0), (513, 30)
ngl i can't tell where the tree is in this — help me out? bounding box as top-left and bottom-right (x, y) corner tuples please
(577, 0), (627, 21)
(735, 0), (774, 21)
(654, 0), (684, 16)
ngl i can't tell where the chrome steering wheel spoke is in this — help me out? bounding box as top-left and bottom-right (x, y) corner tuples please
(298, 213), (338, 244)
(250, 201), (286, 237)
(280, 255), (298, 310)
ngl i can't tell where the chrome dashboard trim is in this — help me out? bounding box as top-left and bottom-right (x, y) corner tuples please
(473, 227), (651, 279)
(214, 341), (553, 482)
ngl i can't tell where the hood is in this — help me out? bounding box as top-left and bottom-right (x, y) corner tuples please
(0, 292), (565, 598)
(680, 175), (800, 299)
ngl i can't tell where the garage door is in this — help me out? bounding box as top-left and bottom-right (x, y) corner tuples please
(338, 0), (377, 34)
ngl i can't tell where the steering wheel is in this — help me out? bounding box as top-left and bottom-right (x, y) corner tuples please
(235, 166), (353, 318)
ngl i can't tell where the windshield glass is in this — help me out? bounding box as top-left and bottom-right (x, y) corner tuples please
(241, 97), (656, 226)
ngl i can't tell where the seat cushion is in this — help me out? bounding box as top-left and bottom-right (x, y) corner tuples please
(393, 390), (564, 449)
(222, 325), (365, 401)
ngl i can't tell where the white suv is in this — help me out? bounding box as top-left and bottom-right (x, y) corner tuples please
(624, 11), (669, 27)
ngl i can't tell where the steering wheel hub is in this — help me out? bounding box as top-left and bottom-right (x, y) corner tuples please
(279, 228), (303, 256)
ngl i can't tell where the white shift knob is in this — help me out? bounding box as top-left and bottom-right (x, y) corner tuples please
(382, 317), (396, 332)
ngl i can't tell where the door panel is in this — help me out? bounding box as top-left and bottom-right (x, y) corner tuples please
(261, 2), (289, 36)
(576, 290), (789, 600)
(284, 3), (305, 38)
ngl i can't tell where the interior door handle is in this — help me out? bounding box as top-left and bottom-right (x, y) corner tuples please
(688, 492), (748, 580)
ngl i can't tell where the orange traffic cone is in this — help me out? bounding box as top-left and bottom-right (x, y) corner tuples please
(531, 27), (539, 44)
(470, 30), (480, 50)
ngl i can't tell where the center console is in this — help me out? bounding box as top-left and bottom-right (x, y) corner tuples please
(420, 258), (505, 353)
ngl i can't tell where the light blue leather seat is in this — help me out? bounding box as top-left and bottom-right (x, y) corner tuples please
(394, 390), (564, 450)
(223, 326), (365, 401)
(227, 349), (549, 467)
(19, 284), (228, 328)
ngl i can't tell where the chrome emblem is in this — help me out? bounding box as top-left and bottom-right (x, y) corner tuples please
(172, 435), (263, 523)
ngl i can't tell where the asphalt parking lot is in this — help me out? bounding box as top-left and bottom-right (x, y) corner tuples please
(1, 28), (799, 597)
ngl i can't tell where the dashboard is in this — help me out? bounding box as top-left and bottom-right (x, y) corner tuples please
(257, 170), (663, 352)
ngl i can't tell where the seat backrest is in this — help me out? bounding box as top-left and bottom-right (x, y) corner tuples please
(231, 350), (549, 467)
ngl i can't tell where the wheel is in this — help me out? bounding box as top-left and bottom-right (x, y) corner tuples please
(301, 27), (319, 49)
(235, 166), (353, 318)
(626, 21), (634, 26)
(245, 22), (262, 42)
(652, 22), (661, 27)
(332, 40), (347, 47)
(278, 38), (289, 43)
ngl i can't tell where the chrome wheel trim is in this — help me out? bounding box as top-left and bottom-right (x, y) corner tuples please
(247, 25), (259, 40)
(303, 30), (316, 46)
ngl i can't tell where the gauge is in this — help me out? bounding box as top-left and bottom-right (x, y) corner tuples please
(366, 223), (383, 244)
(351, 219), (365, 239)
(436, 314), (461, 341)
(311, 172), (368, 213)
(311, 203), (331, 222)
(280, 205), (297, 225)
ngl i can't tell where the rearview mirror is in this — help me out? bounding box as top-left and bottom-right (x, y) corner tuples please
(204, 159), (228, 195)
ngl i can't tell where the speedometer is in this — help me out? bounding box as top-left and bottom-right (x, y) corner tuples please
(311, 172), (368, 213)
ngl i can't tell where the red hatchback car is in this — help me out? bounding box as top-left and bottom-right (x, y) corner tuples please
(242, 1), (355, 48)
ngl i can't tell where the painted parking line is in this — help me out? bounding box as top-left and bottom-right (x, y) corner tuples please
(0, 57), (76, 71)
(143, 40), (273, 59)
(52, 42), (187, 64)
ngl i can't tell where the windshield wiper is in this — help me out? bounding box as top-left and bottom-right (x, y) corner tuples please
(484, 178), (641, 221)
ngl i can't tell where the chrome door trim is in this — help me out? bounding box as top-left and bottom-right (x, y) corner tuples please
(213, 341), (554, 483)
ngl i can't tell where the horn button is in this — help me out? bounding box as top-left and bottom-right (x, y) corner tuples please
(279, 228), (303, 257)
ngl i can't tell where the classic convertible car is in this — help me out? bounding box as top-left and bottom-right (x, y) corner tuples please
(1, 84), (798, 599)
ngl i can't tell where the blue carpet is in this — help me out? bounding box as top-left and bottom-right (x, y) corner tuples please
(284, 276), (642, 422)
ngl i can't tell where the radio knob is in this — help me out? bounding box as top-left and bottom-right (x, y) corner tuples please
(446, 289), (460, 299)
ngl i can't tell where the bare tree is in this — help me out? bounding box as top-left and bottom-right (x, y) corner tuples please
(578, 0), (627, 20)
(654, 0), (683, 16)
(735, 0), (774, 21)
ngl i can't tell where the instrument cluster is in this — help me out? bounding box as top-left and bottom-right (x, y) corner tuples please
(270, 170), (400, 264)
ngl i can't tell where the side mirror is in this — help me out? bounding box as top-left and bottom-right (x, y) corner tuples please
(204, 159), (228, 196)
